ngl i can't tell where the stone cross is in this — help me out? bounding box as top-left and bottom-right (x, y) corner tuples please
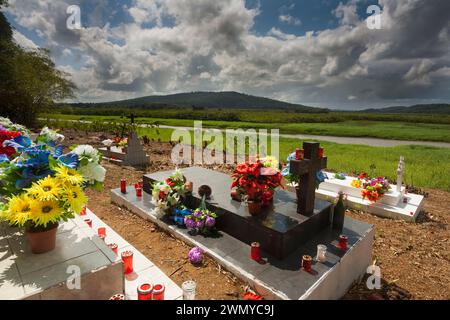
(289, 142), (328, 216)
(396, 156), (405, 193)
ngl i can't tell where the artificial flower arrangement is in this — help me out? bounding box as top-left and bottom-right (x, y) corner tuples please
(183, 196), (218, 236)
(0, 120), (106, 253)
(231, 158), (283, 214)
(350, 172), (390, 202)
(151, 169), (187, 213)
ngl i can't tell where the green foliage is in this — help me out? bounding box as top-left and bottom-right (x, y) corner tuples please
(0, 9), (75, 126)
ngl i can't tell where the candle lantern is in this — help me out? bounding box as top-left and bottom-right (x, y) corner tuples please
(137, 283), (153, 300)
(318, 147), (324, 158)
(121, 251), (134, 275)
(295, 148), (300, 160)
(302, 255), (313, 272)
(338, 235), (348, 251)
(84, 219), (92, 228)
(108, 243), (118, 255)
(98, 227), (106, 237)
(109, 294), (125, 300)
(251, 242), (261, 262)
(120, 179), (127, 194)
(152, 284), (165, 300)
(182, 280), (197, 300)
(316, 244), (327, 263)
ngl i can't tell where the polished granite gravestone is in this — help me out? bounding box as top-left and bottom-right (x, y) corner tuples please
(111, 180), (375, 300)
(143, 167), (332, 260)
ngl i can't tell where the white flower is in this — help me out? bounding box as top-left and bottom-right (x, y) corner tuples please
(79, 162), (106, 184)
(72, 145), (101, 163)
(40, 127), (65, 142)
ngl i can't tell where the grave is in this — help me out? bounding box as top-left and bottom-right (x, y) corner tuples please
(99, 132), (149, 166)
(112, 142), (375, 299)
(315, 157), (424, 222)
(0, 215), (123, 300)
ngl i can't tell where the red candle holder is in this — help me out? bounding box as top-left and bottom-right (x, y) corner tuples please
(108, 243), (118, 255)
(298, 149), (304, 160)
(120, 179), (127, 194)
(152, 284), (165, 300)
(121, 251), (134, 275)
(338, 235), (348, 251)
(80, 207), (87, 216)
(109, 294), (125, 300)
(84, 219), (92, 228)
(302, 255), (313, 272)
(318, 147), (324, 158)
(251, 242), (261, 262)
(98, 227), (106, 237)
(295, 148), (300, 160)
(137, 283), (153, 300)
(136, 187), (143, 198)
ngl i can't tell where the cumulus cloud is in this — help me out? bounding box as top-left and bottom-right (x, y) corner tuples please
(5, 0), (450, 109)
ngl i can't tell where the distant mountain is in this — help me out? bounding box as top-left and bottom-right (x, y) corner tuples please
(363, 104), (450, 114)
(65, 91), (328, 113)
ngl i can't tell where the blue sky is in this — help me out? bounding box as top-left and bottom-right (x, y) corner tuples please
(5, 0), (450, 109)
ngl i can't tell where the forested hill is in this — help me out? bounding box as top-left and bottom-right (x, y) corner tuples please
(64, 91), (329, 113)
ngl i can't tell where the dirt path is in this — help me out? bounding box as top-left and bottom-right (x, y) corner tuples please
(65, 129), (450, 300)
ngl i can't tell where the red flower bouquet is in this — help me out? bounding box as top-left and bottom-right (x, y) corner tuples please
(231, 161), (283, 206)
(0, 130), (21, 158)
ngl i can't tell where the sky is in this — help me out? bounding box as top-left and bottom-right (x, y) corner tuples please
(4, 0), (450, 110)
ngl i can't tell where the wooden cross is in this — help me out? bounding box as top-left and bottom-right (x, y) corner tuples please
(127, 113), (136, 124)
(289, 142), (327, 216)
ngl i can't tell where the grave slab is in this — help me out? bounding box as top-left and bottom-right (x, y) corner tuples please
(0, 217), (123, 300)
(143, 167), (332, 260)
(315, 171), (424, 222)
(112, 168), (375, 300)
(99, 132), (149, 166)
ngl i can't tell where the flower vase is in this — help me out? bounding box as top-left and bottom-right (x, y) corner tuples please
(25, 222), (59, 254)
(247, 201), (262, 216)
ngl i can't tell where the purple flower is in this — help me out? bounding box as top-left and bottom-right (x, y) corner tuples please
(188, 247), (204, 264)
(184, 217), (196, 229)
(205, 216), (216, 228)
(193, 210), (203, 219)
(196, 220), (205, 229)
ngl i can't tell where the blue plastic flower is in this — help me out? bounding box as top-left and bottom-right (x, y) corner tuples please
(15, 167), (53, 189)
(316, 171), (328, 184)
(281, 151), (296, 177)
(58, 152), (79, 169)
(0, 154), (9, 163)
(3, 135), (32, 151)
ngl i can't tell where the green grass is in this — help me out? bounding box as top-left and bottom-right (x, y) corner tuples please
(137, 127), (450, 191)
(41, 114), (450, 143)
(39, 117), (450, 191)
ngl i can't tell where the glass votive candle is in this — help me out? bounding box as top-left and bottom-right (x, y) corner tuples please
(109, 294), (125, 300)
(182, 280), (197, 300)
(108, 243), (118, 255)
(302, 255), (313, 272)
(316, 244), (327, 263)
(84, 219), (92, 228)
(120, 179), (127, 194)
(136, 187), (143, 198)
(251, 242), (261, 262)
(121, 251), (134, 275)
(152, 284), (165, 300)
(98, 227), (106, 237)
(80, 207), (87, 216)
(338, 235), (348, 251)
(137, 283), (153, 300)
(318, 147), (324, 158)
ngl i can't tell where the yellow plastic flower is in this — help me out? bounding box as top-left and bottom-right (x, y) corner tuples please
(28, 176), (62, 201)
(30, 199), (62, 227)
(351, 179), (362, 188)
(262, 156), (279, 170)
(55, 166), (84, 186)
(62, 185), (88, 214)
(4, 194), (35, 226)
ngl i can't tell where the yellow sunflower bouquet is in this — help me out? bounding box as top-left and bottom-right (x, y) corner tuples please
(1, 166), (88, 229)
